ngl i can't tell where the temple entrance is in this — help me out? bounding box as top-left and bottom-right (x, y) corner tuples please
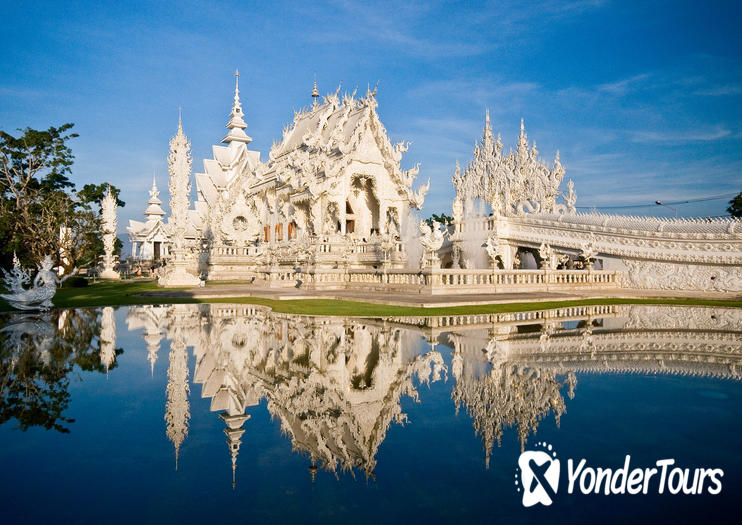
(349, 177), (379, 238)
(153, 242), (161, 261)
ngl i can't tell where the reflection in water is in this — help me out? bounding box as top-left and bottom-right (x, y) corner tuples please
(165, 306), (192, 470)
(100, 306), (117, 373)
(0, 309), (118, 432)
(135, 305), (448, 481)
(398, 304), (742, 467)
(2, 303), (742, 486)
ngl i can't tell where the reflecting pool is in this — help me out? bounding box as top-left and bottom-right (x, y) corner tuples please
(1, 304), (741, 522)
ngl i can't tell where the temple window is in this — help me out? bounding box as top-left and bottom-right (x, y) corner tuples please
(288, 221), (297, 240)
(276, 223), (284, 241)
(264, 226), (270, 242)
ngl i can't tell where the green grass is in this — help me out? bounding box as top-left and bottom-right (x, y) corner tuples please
(1, 280), (740, 316)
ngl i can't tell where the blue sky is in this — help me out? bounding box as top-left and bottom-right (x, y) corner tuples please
(1, 0), (741, 230)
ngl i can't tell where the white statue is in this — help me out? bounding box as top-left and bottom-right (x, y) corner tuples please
(538, 242), (553, 269)
(379, 232), (396, 266)
(100, 186), (120, 279)
(419, 220), (446, 268)
(484, 234), (501, 268)
(580, 239), (598, 270)
(0, 255), (74, 310)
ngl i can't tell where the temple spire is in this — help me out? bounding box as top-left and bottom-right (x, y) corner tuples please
(222, 69), (253, 145)
(311, 75), (320, 108)
(144, 172), (165, 221)
(220, 412), (250, 490)
(517, 117), (529, 159)
(482, 109), (494, 150)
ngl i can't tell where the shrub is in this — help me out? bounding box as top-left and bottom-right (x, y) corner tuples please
(62, 276), (88, 288)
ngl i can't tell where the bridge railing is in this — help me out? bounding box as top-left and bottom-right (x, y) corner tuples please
(300, 268), (619, 294)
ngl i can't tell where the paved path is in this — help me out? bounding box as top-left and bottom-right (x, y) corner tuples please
(138, 284), (741, 308)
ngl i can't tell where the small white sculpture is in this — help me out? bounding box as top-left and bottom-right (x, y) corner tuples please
(484, 235), (501, 267)
(419, 220), (445, 268)
(484, 234), (510, 269)
(379, 232), (396, 266)
(0, 255), (74, 310)
(580, 239), (598, 270)
(538, 242), (553, 269)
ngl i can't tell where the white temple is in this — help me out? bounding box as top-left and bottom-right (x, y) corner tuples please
(127, 72), (742, 293)
(127, 175), (171, 261)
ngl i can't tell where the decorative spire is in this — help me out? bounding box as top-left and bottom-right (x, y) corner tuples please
(311, 74), (320, 108)
(482, 109), (494, 151)
(144, 172), (165, 221)
(220, 412), (250, 490)
(222, 69), (253, 145)
(516, 117), (529, 159)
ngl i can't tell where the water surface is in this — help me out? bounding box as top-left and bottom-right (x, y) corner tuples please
(1, 303), (740, 523)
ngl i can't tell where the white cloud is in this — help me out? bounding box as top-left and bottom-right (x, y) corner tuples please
(630, 127), (731, 144)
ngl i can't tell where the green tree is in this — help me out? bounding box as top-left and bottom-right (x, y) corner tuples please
(0, 124), (78, 268)
(728, 191), (742, 218)
(0, 124), (125, 273)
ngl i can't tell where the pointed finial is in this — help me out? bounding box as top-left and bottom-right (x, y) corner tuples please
(311, 74), (320, 107)
(232, 460), (237, 490)
(520, 118), (525, 134)
(223, 69), (252, 144)
(485, 108), (490, 124)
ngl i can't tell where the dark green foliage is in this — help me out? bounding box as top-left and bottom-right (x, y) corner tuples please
(728, 191), (742, 218)
(425, 212), (454, 227)
(61, 276), (88, 288)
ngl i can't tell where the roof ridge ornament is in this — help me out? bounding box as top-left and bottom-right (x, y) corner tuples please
(311, 74), (320, 108)
(222, 68), (253, 145)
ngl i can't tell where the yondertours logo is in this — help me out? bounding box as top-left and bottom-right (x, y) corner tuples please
(515, 442), (560, 507)
(514, 442), (724, 507)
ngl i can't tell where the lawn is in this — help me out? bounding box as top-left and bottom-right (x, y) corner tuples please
(1, 280), (740, 316)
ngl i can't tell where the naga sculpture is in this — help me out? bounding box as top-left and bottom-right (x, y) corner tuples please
(0, 255), (75, 311)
